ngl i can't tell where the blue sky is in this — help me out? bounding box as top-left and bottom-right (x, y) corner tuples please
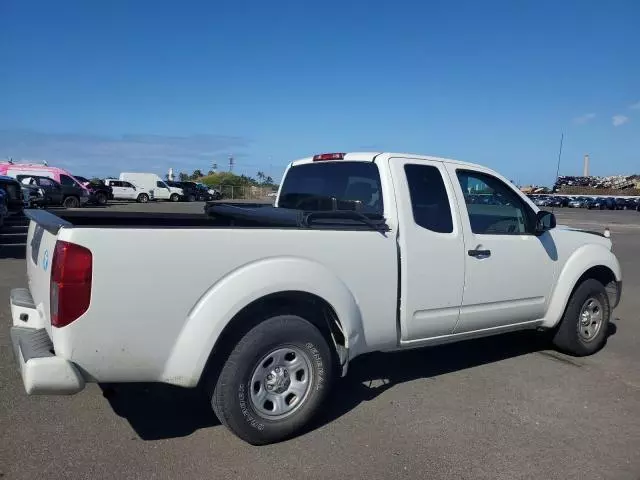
(1, 0), (638, 184)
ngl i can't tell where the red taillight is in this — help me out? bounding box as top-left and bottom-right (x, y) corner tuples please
(313, 152), (345, 161)
(50, 241), (92, 328)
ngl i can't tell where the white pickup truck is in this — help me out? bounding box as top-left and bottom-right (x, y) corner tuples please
(10, 152), (622, 445)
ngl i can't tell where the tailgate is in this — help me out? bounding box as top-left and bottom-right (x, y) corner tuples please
(24, 210), (72, 337)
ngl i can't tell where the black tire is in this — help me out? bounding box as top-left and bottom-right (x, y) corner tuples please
(552, 279), (610, 356)
(95, 192), (108, 205)
(170, 193), (180, 202)
(137, 193), (149, 203)
(188, 194), (196, 202)
(210, 315), (334, 445)
(63, 196), (80, 209)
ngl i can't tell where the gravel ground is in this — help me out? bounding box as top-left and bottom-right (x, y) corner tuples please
(1, 204), (639, 480)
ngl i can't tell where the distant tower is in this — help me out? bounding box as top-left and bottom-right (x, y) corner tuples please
(583, 154), (590, 177)
(228, 154), (234, 172)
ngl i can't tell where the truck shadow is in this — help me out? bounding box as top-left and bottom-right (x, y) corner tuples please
(314, 325), (616, 432)
(100, 383), (221, 440)
(100, 326), (617, 442)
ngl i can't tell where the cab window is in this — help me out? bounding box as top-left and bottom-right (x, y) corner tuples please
(456, 170), (534, 235)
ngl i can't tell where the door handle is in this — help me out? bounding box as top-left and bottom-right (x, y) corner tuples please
(468, 249), (491, 258)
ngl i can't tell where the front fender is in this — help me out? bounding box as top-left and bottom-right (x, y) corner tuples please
(540, 244), (621, 328)
(161, 256), (364, 387)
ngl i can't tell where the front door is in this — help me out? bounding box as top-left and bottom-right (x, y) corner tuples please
(446, 166), (557, 333)
(155, 181), (170, 200)
(389, 157), (466, 342)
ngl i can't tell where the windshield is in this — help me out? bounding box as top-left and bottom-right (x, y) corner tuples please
(278, 161), (383, 214)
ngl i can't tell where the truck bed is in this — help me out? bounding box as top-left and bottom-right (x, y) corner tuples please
(33, 204), (388, 232)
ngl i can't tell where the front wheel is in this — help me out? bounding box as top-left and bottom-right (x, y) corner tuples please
(95, 192), (108, 205)
(187, 194), (196, 202)
(170, 193), (180, 202)
(63, 196), (80, 208)
(210, 315), (334, 445)
(552, 279), (611, 356)
(137, 193), (149, 203)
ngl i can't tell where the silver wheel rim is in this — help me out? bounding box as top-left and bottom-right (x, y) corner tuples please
(249, 346), (313, 420)
(578, 297), (604, 342)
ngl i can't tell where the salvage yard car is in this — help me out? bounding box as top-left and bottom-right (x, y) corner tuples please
(9, 152), (622, 445)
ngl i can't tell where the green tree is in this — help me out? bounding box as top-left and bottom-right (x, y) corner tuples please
(192, 169), (203, 179)
(178, 172), (189, 181)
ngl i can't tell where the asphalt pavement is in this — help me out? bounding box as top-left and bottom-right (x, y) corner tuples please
(1, 204), (639, 479)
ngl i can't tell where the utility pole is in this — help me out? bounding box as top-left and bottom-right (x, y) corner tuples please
(228, 154), (234, 172)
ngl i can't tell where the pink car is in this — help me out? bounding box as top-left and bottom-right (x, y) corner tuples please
(0, 162), (90, 208)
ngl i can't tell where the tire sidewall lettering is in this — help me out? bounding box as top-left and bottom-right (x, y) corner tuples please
(305, 342), (325, 391)
(237, 383), (265, 431)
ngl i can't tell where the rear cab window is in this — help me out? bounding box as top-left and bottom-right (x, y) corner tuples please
(404, 164), (453, 233)
(278, 161), (383, 214)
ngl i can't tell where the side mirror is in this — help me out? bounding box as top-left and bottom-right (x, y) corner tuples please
(535, 210), (556, 235)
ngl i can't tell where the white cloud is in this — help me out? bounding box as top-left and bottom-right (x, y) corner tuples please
(629, 101), (640, 110)
(573, 113), (596, 124)
(612, 115), (629, 127)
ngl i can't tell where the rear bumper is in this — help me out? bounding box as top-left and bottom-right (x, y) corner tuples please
(9, 288), (85, 395)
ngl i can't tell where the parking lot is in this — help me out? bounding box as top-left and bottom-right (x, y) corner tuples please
(1, 204), (639, 479)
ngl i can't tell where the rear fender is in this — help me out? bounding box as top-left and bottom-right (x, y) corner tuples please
(161, 256), (364, 387)
(541, 244), (621, 328)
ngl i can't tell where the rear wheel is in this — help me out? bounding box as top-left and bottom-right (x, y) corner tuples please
(137, 193), (149, 203)
(63, 196), (80, 208)
(552, 279), (610, 356)
(95, 192), (108, 205)
(188, 194), (196, 202)
(209, 315), (334, 445)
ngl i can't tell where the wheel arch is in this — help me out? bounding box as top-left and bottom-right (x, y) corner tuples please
(541, 244), (621, 328)
(161, 257), (365, 387)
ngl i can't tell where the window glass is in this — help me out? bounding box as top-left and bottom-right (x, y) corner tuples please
(456, 170), (533, 234)
(60, 174), (77, 187)
(157, 181), (168, 188)
(278, 161), (383, 214)
(404, 164), (453, 233)
(123, 182), (133, 188)
(39, 177), (57, 187)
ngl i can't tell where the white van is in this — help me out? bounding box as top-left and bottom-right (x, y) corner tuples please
(119, 173), (183, 202)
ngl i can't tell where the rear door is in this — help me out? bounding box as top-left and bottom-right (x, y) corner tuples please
(389, 157), (466, 342)
(108, 181), (125, 199)
(446, 165), (556, 333)
(121, 181), (137, 199)
(37, 177), (64, 204)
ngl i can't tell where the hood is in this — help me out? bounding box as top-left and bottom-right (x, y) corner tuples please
(555, 224), (613, 249)
(169, 187), (184, 194)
